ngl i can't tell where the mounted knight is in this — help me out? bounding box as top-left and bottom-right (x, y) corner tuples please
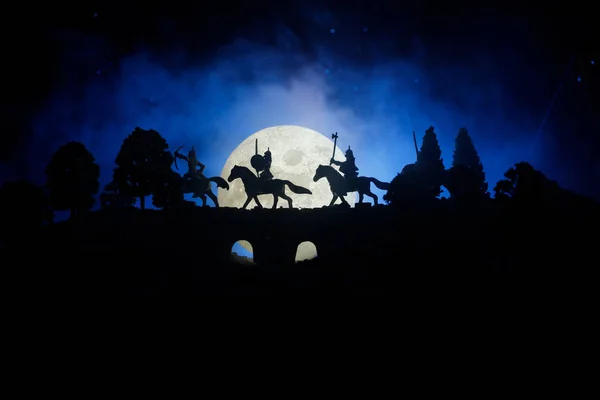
(330, 146), (359, 185)
(173, 145), (229, 206)
(227, 139), (312, 209)
(314, 132), (390, 207)
(259, 148), (273, 183)
(250, 140), (275, 187)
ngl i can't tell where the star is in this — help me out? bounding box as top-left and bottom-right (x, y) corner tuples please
(330, 28), (335, 34)
(577, 76), (581, 82)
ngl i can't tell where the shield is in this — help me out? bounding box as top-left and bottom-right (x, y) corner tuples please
(251, 154), (266, 171)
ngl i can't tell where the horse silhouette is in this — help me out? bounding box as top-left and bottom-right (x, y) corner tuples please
(313, 165), (390, 206)
(227, 165), (312, 209)
(183, 175), (229, 207)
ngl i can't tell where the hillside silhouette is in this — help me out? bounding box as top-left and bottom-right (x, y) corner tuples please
(1, 126), (598, 295)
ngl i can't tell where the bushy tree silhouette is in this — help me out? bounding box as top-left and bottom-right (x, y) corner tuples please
(448, 128), (488, 199)
(152, 171), (185, 210)
(45, 141), (100, 219)
(384, 163), (431, 205)
(100, 180), (135, 210)
(494, 162), (561, 205)
(416, 126), (445, 198)
(0, 180), (53, 243)
(113, 127), (174, 209)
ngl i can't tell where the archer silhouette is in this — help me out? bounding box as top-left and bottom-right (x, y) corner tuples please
(227, 165), (312, 209)
(174, 146), (229, 207)
(316, 142), (390, 206)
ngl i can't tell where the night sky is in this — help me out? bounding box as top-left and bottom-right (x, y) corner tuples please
(1, 1), (598, 201)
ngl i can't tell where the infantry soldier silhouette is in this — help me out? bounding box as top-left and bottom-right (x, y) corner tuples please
(175, 146), (206, 180)
(330, 146), (359, 182)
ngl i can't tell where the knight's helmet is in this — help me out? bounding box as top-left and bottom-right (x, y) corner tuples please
(264, 147), (272, 168)
(345, 146), (355, 160)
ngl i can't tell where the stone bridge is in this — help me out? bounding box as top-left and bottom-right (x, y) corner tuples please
(194, 205), (395, 266)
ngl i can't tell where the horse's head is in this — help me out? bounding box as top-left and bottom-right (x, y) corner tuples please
(228, 165), (241, 182)
(313, 165), (328, 182)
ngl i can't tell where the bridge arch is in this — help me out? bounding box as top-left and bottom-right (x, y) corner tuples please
(231, 239), (255, 264)
(295, 240), (318, 262)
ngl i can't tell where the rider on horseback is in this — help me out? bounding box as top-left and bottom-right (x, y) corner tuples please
(175, 146), (206, 180)
(330, 146), (359, 184)
(259, 148), (274, 184)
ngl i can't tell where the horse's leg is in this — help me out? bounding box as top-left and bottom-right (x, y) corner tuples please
(366, 190), (378, 205)
(254, 196), (263, 209)
(207, 190), (219, 207)
(358, 191), (364, 204)
(242, 195), (252, 209)
(279, 192), (293, 208)
(199, 193), (207, 207)
(272, 195), (279, 209)
(340, 195), (350, 207)
(328, 195), (338, 207)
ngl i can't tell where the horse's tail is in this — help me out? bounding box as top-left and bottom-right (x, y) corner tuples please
(368, 177), (390, 190)
(283, 181), (312, 195)
(209, 176), (230, 190)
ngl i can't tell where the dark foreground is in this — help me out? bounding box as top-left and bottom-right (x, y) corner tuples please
(2, 201), (598, 295)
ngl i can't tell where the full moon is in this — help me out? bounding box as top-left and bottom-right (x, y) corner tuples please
(219, 125), (356, 261)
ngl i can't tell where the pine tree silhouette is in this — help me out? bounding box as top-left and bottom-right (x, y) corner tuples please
(416, 126), (445, 197)
(447, 127), (488, 199)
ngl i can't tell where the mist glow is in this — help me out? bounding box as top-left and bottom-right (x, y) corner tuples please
(29, 27), (543, 205)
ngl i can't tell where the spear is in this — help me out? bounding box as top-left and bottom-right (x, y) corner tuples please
(412, 131), (419, 161)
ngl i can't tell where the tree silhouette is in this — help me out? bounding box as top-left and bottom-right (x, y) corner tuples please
(384, 163), (431, 205)
(448, 127), (488, 199)
(45, 141), (100, 219)
(100, 180), (135, 210)
(0, 180), (53, 244)
(152, 171), (185, 210)
(113, 127), (174, 209)
(494, 162), (561, 205)
(416, 126), (445, 198)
